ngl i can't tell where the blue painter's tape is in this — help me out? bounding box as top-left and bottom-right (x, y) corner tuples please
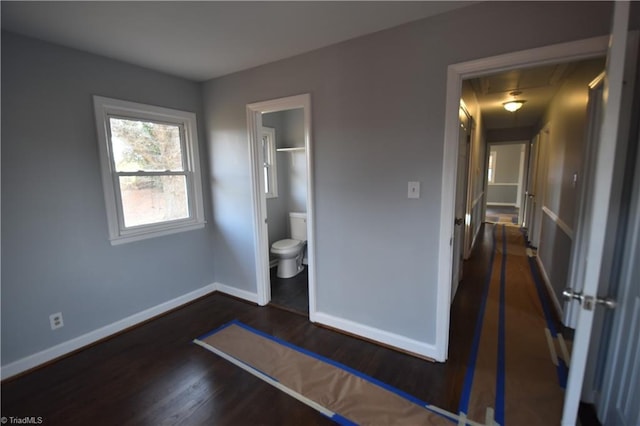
(195, 320), (281, 383)
(494, 225), (507, 426)
(330, 413), (359, 426)
(521, 232), (569, 388)
(526, 257), (559, 337)
(557, 360), (568, 389)
(201, 319), (454, 423)
(194, 319), (238, 341)
(231, 322), (444, 413)
(458, 224), (498, 415)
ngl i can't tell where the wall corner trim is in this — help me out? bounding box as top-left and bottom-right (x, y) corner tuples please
(313, 312), (440, 361)
(213, 282), (259, 304)
(0, 284), (217, 380)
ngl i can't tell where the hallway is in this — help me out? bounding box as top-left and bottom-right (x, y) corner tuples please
(451, 223), (568, 425)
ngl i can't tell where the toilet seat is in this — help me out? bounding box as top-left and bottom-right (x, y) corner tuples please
(271, 239), (302, 252)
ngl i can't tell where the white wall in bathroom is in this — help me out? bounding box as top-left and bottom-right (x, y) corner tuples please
(263, 109), (307, 247)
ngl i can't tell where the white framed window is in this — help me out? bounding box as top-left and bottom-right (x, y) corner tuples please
(262, 127), (278, 198)
(488, 150), (497, 183)
(93, 96), (205, 245)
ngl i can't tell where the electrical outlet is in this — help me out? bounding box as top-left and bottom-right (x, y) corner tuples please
(50, 312), (64, 330)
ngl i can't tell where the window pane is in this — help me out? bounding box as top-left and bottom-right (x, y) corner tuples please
(110, 118), (184, 172)
(119, 175), (189, 227)
(264, 167), (270, 194)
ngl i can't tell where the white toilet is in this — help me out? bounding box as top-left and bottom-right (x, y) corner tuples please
(271, 212), (307, 278)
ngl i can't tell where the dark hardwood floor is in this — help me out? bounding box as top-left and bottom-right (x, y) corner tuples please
(269, 265), (309, 315)
(0, 290), (462, 425)
(2, 224), (579, 425)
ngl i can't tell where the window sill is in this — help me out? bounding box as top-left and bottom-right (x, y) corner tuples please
(109, 221), (206, 245)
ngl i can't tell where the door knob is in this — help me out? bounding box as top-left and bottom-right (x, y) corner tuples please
(595, 297), (617, 310)
(563, 288), (583, 303)
(563, 288), (616, 310)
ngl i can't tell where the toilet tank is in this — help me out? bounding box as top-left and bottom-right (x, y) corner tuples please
(289, 212), (307, 241)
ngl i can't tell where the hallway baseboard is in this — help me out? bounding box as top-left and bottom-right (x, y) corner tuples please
(534, 256), (565, 321)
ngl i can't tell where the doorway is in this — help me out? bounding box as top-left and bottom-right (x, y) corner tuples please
(246, 94), (316, 319)
(262, 109), (309, 315)
(440, 34), (612, 424)
(484, 142), (527, 226)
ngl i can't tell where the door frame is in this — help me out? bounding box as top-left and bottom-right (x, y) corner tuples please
(531, 125), (550, 248)
(437, 36), (608, 361)
(246, 94), (317, 319)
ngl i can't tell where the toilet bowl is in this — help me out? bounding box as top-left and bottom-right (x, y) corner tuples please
(271, 239), (305, 278)
(271, 212), (307, 278)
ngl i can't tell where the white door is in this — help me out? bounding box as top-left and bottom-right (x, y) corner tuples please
(451, 106), (471, 302)
(564, 74), (605, 330)
(523, 135), (539, 233)
(596, 129), (640, 426)
(561, 3), (633, 424)
(516, 144), (526, 226)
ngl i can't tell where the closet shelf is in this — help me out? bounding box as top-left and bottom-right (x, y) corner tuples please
(276, 147), (305, 152)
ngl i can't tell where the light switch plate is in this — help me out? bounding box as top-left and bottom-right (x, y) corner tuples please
(408, 181), (420, 199)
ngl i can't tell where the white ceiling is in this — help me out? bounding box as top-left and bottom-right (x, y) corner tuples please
(1, 1), (472, 82)
(468, 60), (604, 130)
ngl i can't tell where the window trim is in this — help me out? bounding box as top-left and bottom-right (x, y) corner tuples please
(93, 96), (205, 245)
(488, 150), (497, 183)
(262, 127), (278, 199)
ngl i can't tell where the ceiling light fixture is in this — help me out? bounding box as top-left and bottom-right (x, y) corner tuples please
(503, 100), (526, 112)
(503, 90), (526, 112)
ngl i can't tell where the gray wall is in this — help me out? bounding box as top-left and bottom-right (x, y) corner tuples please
(492, 144), (522, 183)
(279, 109), (307, 213)
(487, 143), (523, 205)
(203, 2), (613, 346)
(1, 32), (214, 365)
(487, 185), (519, 205)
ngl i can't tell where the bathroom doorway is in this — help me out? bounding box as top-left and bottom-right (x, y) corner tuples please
(263, 109), (308, 315)
(246, 94), (316, 318)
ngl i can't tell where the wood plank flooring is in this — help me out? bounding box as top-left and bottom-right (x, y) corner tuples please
(1, 224), (571, 425)
(269, 265), (309, 315)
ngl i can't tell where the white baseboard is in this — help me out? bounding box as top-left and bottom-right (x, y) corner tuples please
(535, 256), (564, 320)
(1, 284), (217, 380)
(312, 312), (438, 361)
(213, 282), (259, 304)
